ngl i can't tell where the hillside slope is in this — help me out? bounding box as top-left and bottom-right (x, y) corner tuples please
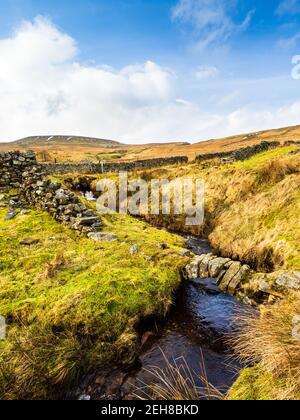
(1, 124), (300, 163)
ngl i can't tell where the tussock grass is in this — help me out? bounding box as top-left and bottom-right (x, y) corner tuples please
(255, 158), (299, 186)
(118, 146), (300, 271)
(132, 352), (224, 401)
(229, 294), (300, 400)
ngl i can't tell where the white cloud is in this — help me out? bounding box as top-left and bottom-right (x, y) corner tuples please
(277, 31), (300, 48)
(0, 16), (300, 144)
(195, 65), (219, 80)
(172, 0), (255, 50)
(276, 0), (300, 16)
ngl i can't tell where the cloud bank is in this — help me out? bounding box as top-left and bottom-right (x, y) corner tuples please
(1, 16), (300, 144)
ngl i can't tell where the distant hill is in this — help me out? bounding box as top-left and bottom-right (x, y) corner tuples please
(0, 124), (300, 163)
(9, 135), (122, 148)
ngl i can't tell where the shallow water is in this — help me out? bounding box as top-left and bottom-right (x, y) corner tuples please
(71, 190), (251, 400)
(120, 236), (248, 399)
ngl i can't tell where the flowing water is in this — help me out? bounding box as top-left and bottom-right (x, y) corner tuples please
(73, 190), (252, 400)
(119, 236), (247, 399)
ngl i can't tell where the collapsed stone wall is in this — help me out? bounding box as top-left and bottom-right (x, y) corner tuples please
(19, 167), (102, 235)
(184, 253), (300, 306)
(0, 151), (37, 190)
(0, 153), (102, 235)
(40, 156), (189, 175)
(196, 141), (278, 164)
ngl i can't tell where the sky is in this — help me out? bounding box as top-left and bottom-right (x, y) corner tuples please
(1, 0), (300, 143)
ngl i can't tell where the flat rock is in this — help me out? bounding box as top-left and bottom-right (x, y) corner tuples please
(4, 211), (17, 221)
(19, 237), (40, 246)
(184, 255), (206, 280)
(87, 232), (118, 242)
(76, 217), (100, 226)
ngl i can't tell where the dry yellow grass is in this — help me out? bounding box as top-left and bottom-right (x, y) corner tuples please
(229, 293), (300, 400)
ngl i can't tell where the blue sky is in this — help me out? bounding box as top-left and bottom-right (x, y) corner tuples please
(1, 0), (300, 143)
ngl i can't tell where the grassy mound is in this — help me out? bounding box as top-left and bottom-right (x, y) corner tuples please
(0, 207), (188, 399)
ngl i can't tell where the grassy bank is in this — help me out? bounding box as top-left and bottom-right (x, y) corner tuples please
(228, 291), (300, 400)
(0, 206), (188, 399)
(114, 144), (300, 272)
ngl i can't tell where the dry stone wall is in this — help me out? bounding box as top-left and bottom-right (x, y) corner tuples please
(40, 156), (189, 175)
(0, 151), (102, 235)
(19, 167), (102, 235)
(196, 141), (278, 164)
(0, 151), (37, 190)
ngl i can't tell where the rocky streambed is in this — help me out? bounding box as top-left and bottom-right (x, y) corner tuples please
(73, 235), (253, 401)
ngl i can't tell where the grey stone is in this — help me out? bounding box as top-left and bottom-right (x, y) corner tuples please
(227, 265), (251, 296)
(4, 211), (17, 220)
(275, 272), (300, 291)
(208, 257), (231, 278)
(87, 232), (118, 242)
(199, 254), (216, 278)
(184, 255), (205, 280)
(76, 217), (100, 226)
(219, 261), (242, 292)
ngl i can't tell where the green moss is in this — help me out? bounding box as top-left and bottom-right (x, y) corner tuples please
(0, 207), (188, 398)
(228, 366), (276, 400)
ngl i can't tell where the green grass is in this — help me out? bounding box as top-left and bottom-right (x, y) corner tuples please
(227, 365), (280, 401)
(231, 145), (297, 170)
(0, 207), (188, 399)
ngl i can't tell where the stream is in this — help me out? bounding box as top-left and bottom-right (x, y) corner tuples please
(73, 190), (251, 400)
(76, 235), (249, 400)
(119, 236), (246, 399)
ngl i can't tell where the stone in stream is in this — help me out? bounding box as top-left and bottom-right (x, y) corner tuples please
(208, 257), (231, 278)
(198, 254), (217, 278)
(218, 261), (242, 292)
(184, 255), (206, 280)
(227, 264), (251, 296)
